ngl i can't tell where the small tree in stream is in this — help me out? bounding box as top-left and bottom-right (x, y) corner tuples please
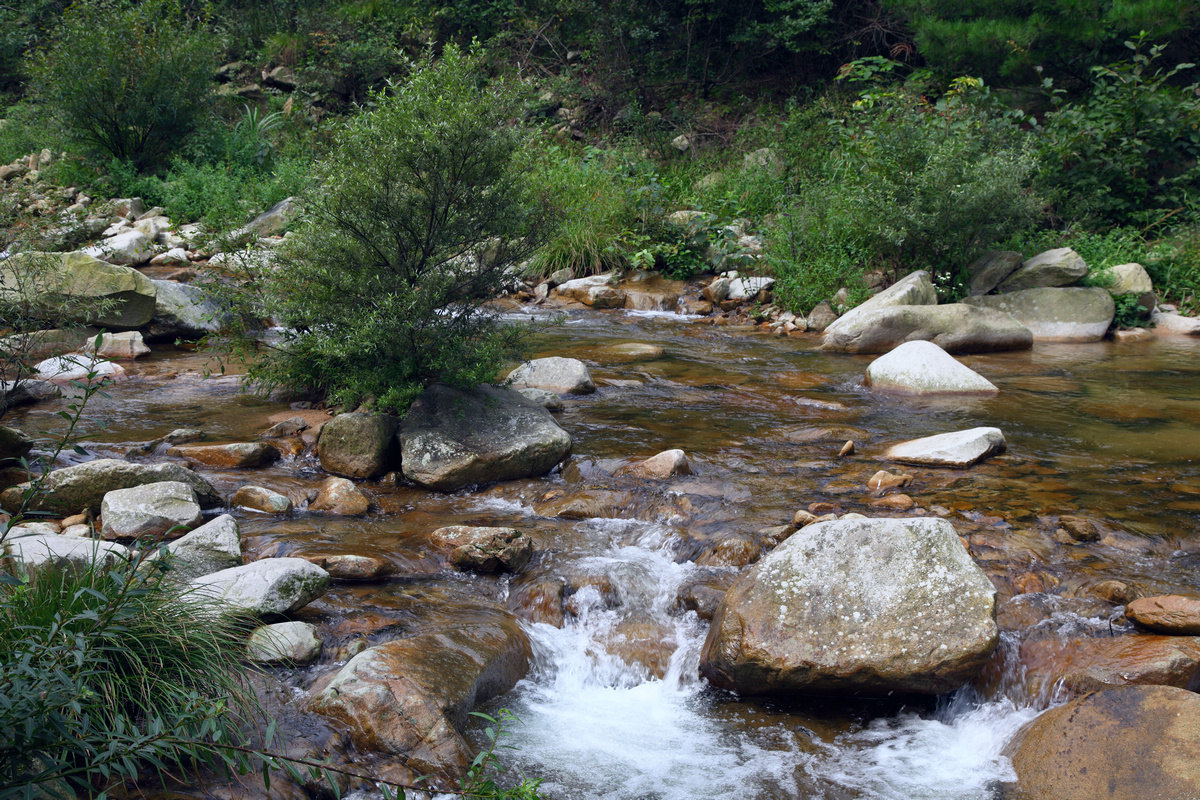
(242, 45), (546, 413)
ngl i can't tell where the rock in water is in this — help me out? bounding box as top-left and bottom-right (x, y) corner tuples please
(823, 270), (938, 339)
(884, 427), (1006, 468)
(700, 517), (997, 696)
(821, 304), (1032, 354)
(865, 340), (998, 394)
(190, 558), (330, 616)
(505, 356), (596, 395)
(1007, 685), (1200, 800)
(307, 607), (531, 779)
(100, 481), (203, 539)
(0, 458), (221, 515)
(1126, 595), (1200, 635)
(165, 514), (242, 580)
(400, 384), (571, 492)
(964, 287), (1114, 342)
(996, 247), (1088, 292)
(316, 412), (398, 479)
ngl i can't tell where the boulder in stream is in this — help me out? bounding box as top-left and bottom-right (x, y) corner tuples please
(505, 356), (596, 395)
(316, 412), (398, 479)
(307, 606), (531, 780)
(430, 525), (533, 574)
(168, 441), (280, 469)
(1006, 685), (1200, 800)
(0, 425), (33, 461)
(99, 480), (203, 539)
(399, 384), (571, 492)
(884, 427), (1006, 468)
(3, 531), (131, 571)
(964, 287), (1115, 342)
(246, 621), (322, 665)
(309, 476), (370, 515)
(1126, 595), (1200, 635)
(700, 517), (998, 696)
(995, 247), (1088, 292)
(0, 458), (222, 515)
(164, 513), (243, 580)
(822, 270), (938, 339)
(821, 304), (1033, 354)
(614, 449), (693, 479)
(0, 250), (157, 329)
(864, 341), (998, 395)
(190, 557), (330, 616)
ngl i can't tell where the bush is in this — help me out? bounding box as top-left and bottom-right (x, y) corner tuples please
(240, 45), (547, 413)
(767, 78), (1042, 310)
(27, 0), (217, 172)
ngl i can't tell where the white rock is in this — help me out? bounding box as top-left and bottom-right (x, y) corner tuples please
(34, 354), (125, 383)
(82, 229), (153, 266)
(1151, 311), (1200, 336)
(149, 247), (190, 266)
(82, 331), (150, 359)
(100, 481), (203, 539)
(727, 276), (774, 301)
(190, 558), (330, 616)
(506, 356), (596, 395)
(3, 532), (130, 570)
(165, 514), (242, 580)
(885, 427), (1007, 468)
(246, 621), (322, 664)
(824, 271), (938, 338)
(865, 340), (998, 394)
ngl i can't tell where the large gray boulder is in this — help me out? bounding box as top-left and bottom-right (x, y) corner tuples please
(996, 247), (1088, 292)
(884, 427), (1006, 468)
(165, 513), (242, 580)
(966, 250), (1023, 296)
(0, 251), (157, 329)
(821, 304), (1033, 354)
(505, 356), (596, 395)
(700, 517), (997, 696)
(823, 270), (938, 339)
(0, 379), (59, 410)
(0, 458), (222, 515)
(148, 280), (227, 340)
(241, 196), (298, 238)
(3, 531), (131, 571)
(964, 287), (1115, 342)
(307, 606), (531, 778)
(81, 229), (153, 266)
(190, 557), (330, 616)
(400, 384), (572, 492)
(317, 412), (398, 479)
(865, 340), (998, 394)
(100, 481), (203, 539)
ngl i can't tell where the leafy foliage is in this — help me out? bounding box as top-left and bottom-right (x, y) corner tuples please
(237, 45), (546, 413)
(27, 0), (217, 172)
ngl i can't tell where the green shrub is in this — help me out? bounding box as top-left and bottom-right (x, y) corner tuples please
(28, 0), (217, 172)
(238, 45), (546, 413)
(767, 79), (1042, 310)
(1037, 37), (1200, 229)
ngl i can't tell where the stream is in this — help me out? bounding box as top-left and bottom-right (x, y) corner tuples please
(9, 302), (1200, 799)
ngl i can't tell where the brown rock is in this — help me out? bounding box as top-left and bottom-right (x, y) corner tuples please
(309, 477), (370, 515)
(304, 553), (392, 581)
(1059, 515), (1100, 542)
(807, 501), (840, 515)
(870, 493), (915, 511)
(232, 485), (293, 514)
(792, 509), (819, 527)
(1016, 635), (1200, 699)
(838, 440), (855, 457)
(600, 618), (676, 678)
(508, 576), (566, 627)
(694, 535), (764, 568)
(614, 449), (693, 480)
(674, 570), (736, 620)
(261, 416), (309, 438)
(867, 469), (912, 494)
(534, 489), (632, 519)
(168, 442), (279, 468)
(1007, 686), (1200, 800)
(1090, 579), (1139, 605)
(1127, 595), (1200, 635)
(430, 526), (533, 574)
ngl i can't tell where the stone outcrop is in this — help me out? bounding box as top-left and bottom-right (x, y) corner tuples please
(884, 427), (1006, 468)
(864, 340), (998, 394)
(964, 287), (1115, 342)
(316, 412), (398, 479)
(1006, 686), (1200, 800)
(1, 459), (221, 515)
(1, 251), (157, 330)
(700, 517), (998, 696)
(307, 607), (531, 778)
(505, 357), (596, 395)
(399, 384), (571, 492)
(995, 247), (1088, 292)
(821, 304), (1033, 354)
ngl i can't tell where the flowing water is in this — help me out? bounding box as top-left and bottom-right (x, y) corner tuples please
(10, 300), (1200, 799)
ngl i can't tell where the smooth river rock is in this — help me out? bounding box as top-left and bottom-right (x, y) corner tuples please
(316, 412), (398, 479)
(505, 356), (596, 395)
(964, 287), (1115, 342)
(3, 531), (130, 571)
(168, 441), (279, 469)
(165, 513), (243, 580)
(246, 621), (322, 665)
(0, 458), (222, 515)
(865, 340), (998, 394)
(700, 517), (998, 696)
(884, 427), (1006, 468)
(430, 525), (533, 574)
(100, 480), (203, 539)
(190, 557), (330, 616)
(307, 607), (531, 778)
(1126, 595), (1200, 635)
(821, 304), (1033, 354)
(614, 449), (694, 479)
(1007, 685), (1200, 800)
(399, 384), (572, 492)
(996, 247), (1088, 292)
(309, 476), (370, 515)
(823, 270), (937, 338)
(0, 425), (33, 460)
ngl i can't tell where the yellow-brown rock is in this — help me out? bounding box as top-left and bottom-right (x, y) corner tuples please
(1127, 595), (1200, 634)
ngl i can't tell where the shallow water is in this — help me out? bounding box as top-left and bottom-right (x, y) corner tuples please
(9, 307), (1200, 799)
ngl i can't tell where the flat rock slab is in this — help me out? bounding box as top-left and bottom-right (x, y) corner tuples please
(100, 480), (202, 539)
(823, 270), (937, 338)
(964, 287), (1114, 342)
(596, 343), (665, 362)
(1152, 311), (1200, 336)
(190, 557), (330, 616)
(1, 250), (157, 329)
(168, 442), (279, 468)
(885, 427), (1006, 468)
(821, 304), (1033, 354)
(1007, 685), (1200, 800)
(1126, 595), (1200, 635)
(865, 340), (997, 394)
(1, 458), (221, 515)
(505, 356), (596, 395)
(400, 384), (572, 492)
(307, 607), (531, 779)
(700, 517), (998, 696)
